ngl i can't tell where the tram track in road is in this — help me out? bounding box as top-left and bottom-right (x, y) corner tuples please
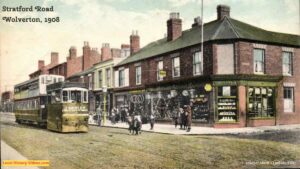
(1, 111), (300, 169)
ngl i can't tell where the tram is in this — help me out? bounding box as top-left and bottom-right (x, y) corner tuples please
(14, 75), (89, 132)
(46, 82), (89, 132)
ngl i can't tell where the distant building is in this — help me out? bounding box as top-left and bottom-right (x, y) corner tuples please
(1, 91), (14, 112)
(31, 42), (101, 79)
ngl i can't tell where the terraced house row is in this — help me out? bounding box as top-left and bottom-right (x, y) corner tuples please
(27, 4), (300, 128)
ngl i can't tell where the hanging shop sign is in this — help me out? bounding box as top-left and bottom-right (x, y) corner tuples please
(159, 70), (167, 77)
(204, 83), (212, 92)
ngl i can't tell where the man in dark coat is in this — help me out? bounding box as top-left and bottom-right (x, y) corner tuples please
(186, 105), (192, 132)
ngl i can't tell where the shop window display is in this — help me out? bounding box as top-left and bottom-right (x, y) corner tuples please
(217, 86), (238, 122)
(248, 87), (274, 118)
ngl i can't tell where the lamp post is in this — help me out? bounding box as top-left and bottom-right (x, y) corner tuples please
(102, 86), (107, 124)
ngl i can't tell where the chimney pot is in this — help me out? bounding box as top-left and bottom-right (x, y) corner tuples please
(38, 60), (45, 69)
(69, 46), (77, 59)
(84, 41), (89, 46)
(192, 16), (202, 28)
(217, 5), (230, 20)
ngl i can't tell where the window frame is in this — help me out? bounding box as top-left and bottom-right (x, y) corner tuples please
(193, 51), (202, 75)
(282, 51), (293, 76)
(135, 66), (142, 85)
(172, 57), (180, 77)
(106, 68), (111, 87)
(98, 70), (102, 88)
(119, 69), (125, 87)
(157, 61), (164, 81)
(283, 87), (295, 112)
(253, 48), (265, 74)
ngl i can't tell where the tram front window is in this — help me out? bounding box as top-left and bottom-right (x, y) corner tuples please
(62, 91), (68, 102)
(70, 91), (82, 103)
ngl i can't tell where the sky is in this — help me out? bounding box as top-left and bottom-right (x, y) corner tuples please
(0, 0), (299, 93)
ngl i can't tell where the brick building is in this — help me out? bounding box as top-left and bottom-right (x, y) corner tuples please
(29, 52), (59, 79)
(67, 43), (130, 112)
(34, 42), (101, 79)
(113, 5), (300, 127)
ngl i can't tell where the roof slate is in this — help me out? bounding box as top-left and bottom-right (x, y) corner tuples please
(116, 17), (300, 66)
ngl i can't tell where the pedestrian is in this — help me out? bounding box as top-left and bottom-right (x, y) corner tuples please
(115, 107), (121, 123)
(186, 105), (192, 132)
(111, 109), (116, 125)
(180, 107), (185, 129)
(149, 113), (155, 130)
(174, 108), (181, 128)
(96, 106), (102, 127)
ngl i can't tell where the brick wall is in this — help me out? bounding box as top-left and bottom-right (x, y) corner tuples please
(119, 43), (213, 88)
(48, 63), (67, 77)
(236, 41), (253, 74)
(67, 56), (82, 78)
(277, 48), (300, 125)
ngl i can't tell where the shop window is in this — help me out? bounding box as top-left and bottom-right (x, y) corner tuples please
(248, 87), (274, 118)
(106, 68), (111, 87)
(254, 49), (265, 74)
(136, 66), (141, 85)
(157, 61), (163, 81)
(284, 87), (294, 112)
(283, 52), (293, 76)
(217, 86), (238, 122)
(172, 57), (180, 77)
(193, 51), (202, 75)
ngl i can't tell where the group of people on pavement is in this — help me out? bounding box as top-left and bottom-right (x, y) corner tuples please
(95, 104), (192, 133)
(173, 105), (192, 132)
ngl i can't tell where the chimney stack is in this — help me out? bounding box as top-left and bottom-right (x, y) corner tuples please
(83, 41), (91, 71)
(130, 30), (140, 54)
(101, 43), (112, 61)
(167, 12), (182, 41)
(38, 60), (45, 69)
(192, 16), (202, 28)
(50, 52), (59, 65)
(69, 46), (77, 59)
(217, 5), (230, 20)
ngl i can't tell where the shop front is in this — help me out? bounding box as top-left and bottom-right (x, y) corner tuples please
(94, 89), (113, 119)
(213, 77), (280, 128)
(146, 83), (214, 125)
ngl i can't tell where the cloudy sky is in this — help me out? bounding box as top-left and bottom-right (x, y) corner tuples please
(0, 0), (299, 92)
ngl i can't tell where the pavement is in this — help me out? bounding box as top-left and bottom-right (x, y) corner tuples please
(1, 140), (40, 169)
(93, 120), (300, 135)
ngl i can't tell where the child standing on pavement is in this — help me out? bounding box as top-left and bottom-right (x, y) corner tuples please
(149, 113), (155, 130)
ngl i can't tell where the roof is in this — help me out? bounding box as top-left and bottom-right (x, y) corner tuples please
(15, 77), (39, 88)
(68, 67), (95, 79)
(47, 82), (88, 91)
(116, 16), (300, 66)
